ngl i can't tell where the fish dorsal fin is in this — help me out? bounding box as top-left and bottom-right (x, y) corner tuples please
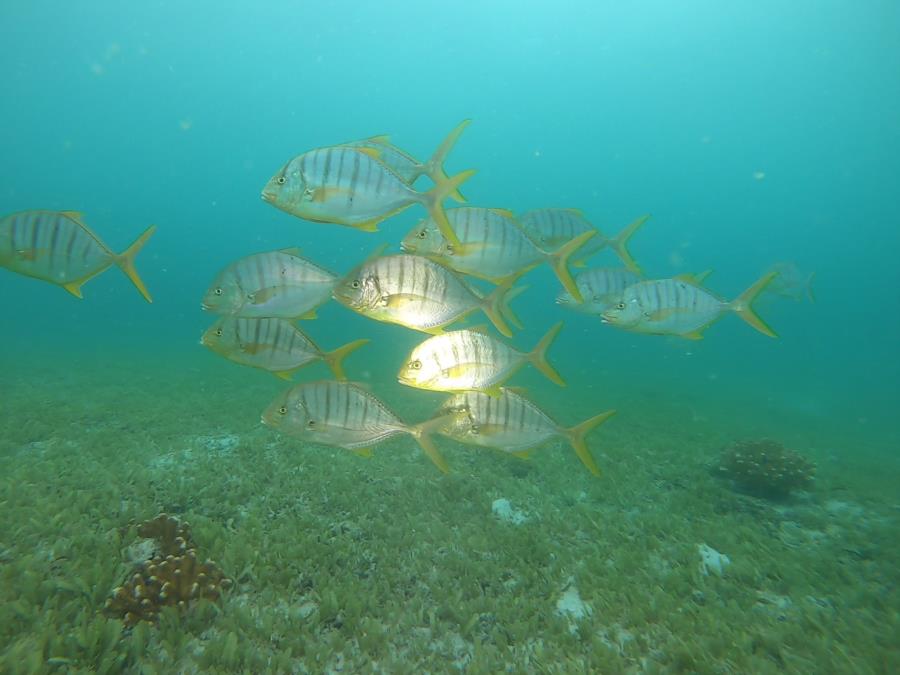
(502, 386), (529, 396)
(59, 210), (86, 225)
(562, 208), (586, 218)
(465, 324), (491, 335)
(364, 134), (391, 145)
(674, 271), (712, 287)
(489, 208), (516, 219)
(353, 146), (382, 160)
(279, 246), (303, 256)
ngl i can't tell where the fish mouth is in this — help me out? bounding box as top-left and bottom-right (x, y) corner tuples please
(261, 189), (276, 203)
(201, 302), (212, 311)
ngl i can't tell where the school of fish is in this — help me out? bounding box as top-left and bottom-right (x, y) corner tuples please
(1, 120), (811, 476)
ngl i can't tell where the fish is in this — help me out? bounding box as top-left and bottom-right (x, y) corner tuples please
(261, 380), (452, 473)
(434, 388), (615, 476)
(397, 322), (566, 396)
(0, 210), (155, 301)
(765, 262), (815, 302)
(556, 267), (642, 314)
(345, 120), (469, 202)
(400, 207), (593, 303)
(517, 209), (649, 272)
(201, 248), (337, 320)
(261, 124), (475, 246)
(332, 252), (524, 337)
(600, 272), (778, 339)
(201, 317), (368, 381)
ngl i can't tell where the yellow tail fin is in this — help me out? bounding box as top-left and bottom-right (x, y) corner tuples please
(115, 225), (156, 303)
(422, 169), (476, 248)
(608, 214), (649, 274)
(527, 322), (566, 387)
(410, 415), (453, 474)
(729, 271), (778, 337)
(563, 410), (616, 477)
(322, 339), (369, 380)
(424, 119), (471, 203)
(480, 277), (527, 337)
(547, 230), (595, 304)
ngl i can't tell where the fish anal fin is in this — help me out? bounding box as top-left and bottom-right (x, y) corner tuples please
(511, 450), (531, 460)
(352, 447), (374, 458)
(63, 281), (84, 299)
(681, 330), (705, 340)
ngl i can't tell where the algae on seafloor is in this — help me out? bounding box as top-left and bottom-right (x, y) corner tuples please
(0, 355), (898, 673)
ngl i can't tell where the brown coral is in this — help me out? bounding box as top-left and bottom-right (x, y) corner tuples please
(105, 513), (232, 626)
(717, 438), (815, 498)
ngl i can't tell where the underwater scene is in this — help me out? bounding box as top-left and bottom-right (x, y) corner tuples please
(1, 1), (898, 672)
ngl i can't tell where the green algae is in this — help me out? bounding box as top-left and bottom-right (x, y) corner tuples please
(0, 355), (898, 673)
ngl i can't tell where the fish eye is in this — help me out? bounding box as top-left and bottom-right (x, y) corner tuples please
(307, 419), (316, 428)
(278, 406), (287, 415)
(616, 302), (626, 310)
(417, 229), (427, 239)
(469, 425), (480, 435)
(445, 244), (455, 256)
(214, 288), (223, 296)
(215, 329), (223, 336)
(410, 359), (422, 370)
(276, 176), (286, 185)
(350, 280), (361, 289)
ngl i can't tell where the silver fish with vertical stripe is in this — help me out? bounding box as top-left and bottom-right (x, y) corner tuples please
(601, 272), (778, 339)
(517, 209), (649, 272)
(400, 207), (593, 303)
(434, 388), (615, 476)
(0, 209), (155, 301)
(261, 380), (452, 473)
(201, 248), (337, 320)
(397, 323), (566, 396)
(201, 317), (368, 380)
(332, 252), (523, 337)
(261, 122), (475, 246)
(556, 267), (642, 314)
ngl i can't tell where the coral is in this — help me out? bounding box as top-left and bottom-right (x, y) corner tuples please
(104, 514), (232, 626)
(717, 438), (815, 498)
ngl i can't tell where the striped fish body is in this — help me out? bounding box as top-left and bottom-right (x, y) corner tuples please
(557, 268), (641, 314)
(603, 278), (725, 336)
(201, 317), (327, 375)
(333, 254), (487, 333)
(262, 145), (423, 230)
(0, 210), (113, 284)
(202, 249), (337, 319)
(398, 329), (524, 393)
(437, 390), (559, 454)
(519, 208), (603, 257)
(0, 210), (155, 301)
(401, 208), (543, 281)
(262, 380), (410, 450)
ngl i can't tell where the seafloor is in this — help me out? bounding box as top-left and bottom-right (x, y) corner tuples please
(1, 352), (897, 674)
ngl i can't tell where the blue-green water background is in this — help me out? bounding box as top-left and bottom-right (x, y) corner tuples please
(2, 1), (898, 452)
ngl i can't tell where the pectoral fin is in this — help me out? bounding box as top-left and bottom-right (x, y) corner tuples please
(352, 447), (374, 458)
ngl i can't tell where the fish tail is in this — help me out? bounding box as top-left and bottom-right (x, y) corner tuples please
(115, 225), (157, 303)
(481, 277), (526, 337)
(562, 409), (616, 477)
(608, 214), (649, 274)
(729, 271), (779, 338)
(322, 338), (369, 381)
(410, 416), (452, 474)
(806, 271), (817, 303)
(423, 119), (471, 203)
(547, 230), (595, 304)
(528, 321), (566, 387)
(422, 169), (476, 248)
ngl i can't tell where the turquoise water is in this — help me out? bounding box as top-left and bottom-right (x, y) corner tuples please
(2, 1), (898, 672)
